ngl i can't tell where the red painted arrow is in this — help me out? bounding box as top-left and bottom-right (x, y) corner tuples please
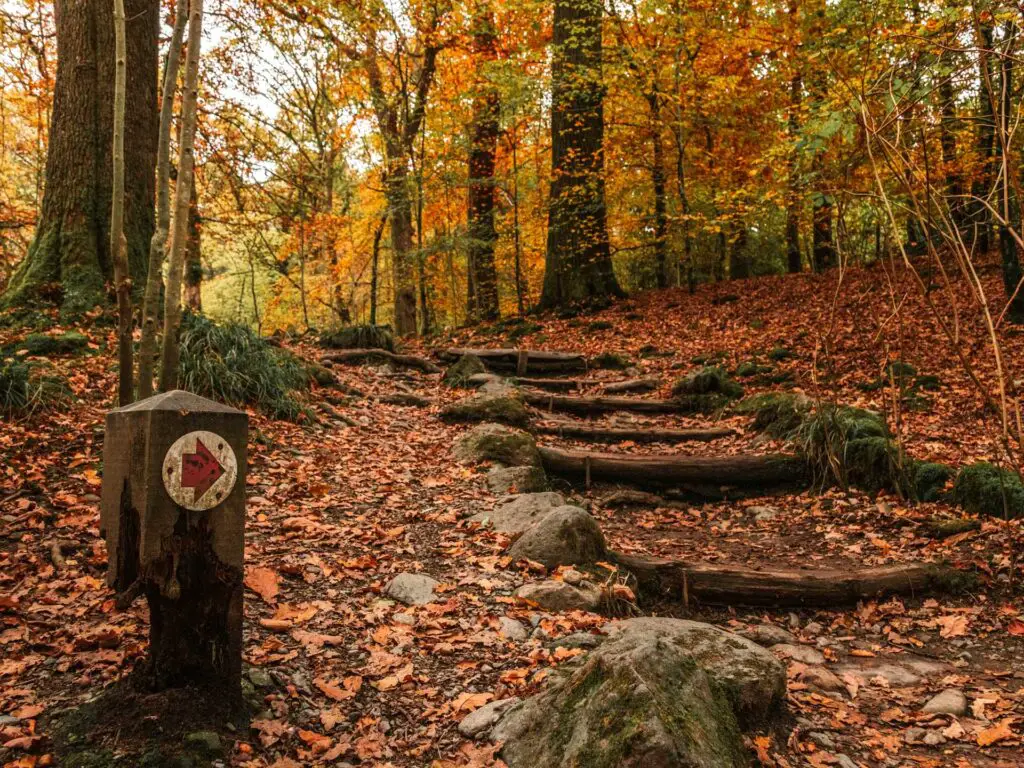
(181, 438), (224, 503)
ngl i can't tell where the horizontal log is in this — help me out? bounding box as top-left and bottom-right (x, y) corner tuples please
(534, 422), (736, 444)
(538, 445), (806, 490)
(610, 551), (953, 607)
(440, 347), (587, 374)
(322, 349), (441, 374)
(523, 391), (693, 415)
(603, 378), (660, 394)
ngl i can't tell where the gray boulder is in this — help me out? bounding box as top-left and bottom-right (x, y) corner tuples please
(507, 505), (606, 568)
(458, 697), (521, 739)
(454, 423), (541, 467)
(385, 572), (439, 605)
(492, 618), (785, 768)
(441, 390), (530, 427)
(487, 466), (549, 495)
(470, 492), (565, 533)
(922, 689), (967, 717)
(444, 354), (487, 387)
(515, 580), (604, 612)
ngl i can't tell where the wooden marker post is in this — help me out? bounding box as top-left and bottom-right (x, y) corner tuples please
(100, 390), (246, 693)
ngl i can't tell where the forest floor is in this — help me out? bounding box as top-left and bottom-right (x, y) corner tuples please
(1, 259), (1023, 768)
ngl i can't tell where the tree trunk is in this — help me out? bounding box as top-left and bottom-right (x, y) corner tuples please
(812, 193), (835, 270)
(998, 23), (1024, 322)
(1, 0), (158, 313)
(729, 221), (749, 280)
(158, 0), (203, 392)
(938, 67), (963, 230)
(972, 15), (996, 254)
(137, 0), (187, 400)
(184, 174), (202, 312)
(466, 6), (500, 323)
(111, 0), (132, 406)
(385, 163), (418, 335)
(647, 92), (669, 289)
(786, 20), (802, 275)
(539, 0), (623, 309)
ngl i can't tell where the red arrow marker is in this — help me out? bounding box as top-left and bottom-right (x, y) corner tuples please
(181, 438), (225, 503)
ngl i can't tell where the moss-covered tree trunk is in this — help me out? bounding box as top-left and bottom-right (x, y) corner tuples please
(2, 0), (157, 314)
(184, 175), (202, 312)
(466, 5), (500, 324)
(539, 0), (623, 310)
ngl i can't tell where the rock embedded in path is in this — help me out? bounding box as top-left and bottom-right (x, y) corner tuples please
(470, 492), (565, 534)
(454, 423), (541, 467)
(486, 466), (548, 495)
(922, 688), (968, 716)
(497, 617), (529, 642)
(444, 354), (487, 388)
(385, 572), (439, 605)
(771, 643), (826, 666)
(492, 617), (785, 767)
(515, 580), (604, 612)
(507, 505), (606, 569)
(740, 624), (797, 647)
(441, 389), (530, 427)
(458, 697), (521, 739)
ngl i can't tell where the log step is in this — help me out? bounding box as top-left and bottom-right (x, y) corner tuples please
(466, 373), (658, 395)
(322, 349), (441, 373)
(538, 445), (807, 492)
(523, 391), (693, 415)
(534, 422), (736, 444)
(440, 348), (587, 375)
(610, 552), (954, 607)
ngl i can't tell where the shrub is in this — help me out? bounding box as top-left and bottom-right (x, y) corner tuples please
(587, 320), (614, 331)
(444, 354), (487, 388)
(178, 313), (310, 420)
(591, 352), (633, 370)
(913, 462), (955, 502)
(19, 331), (89, 356)
(672, 366), (744, 399)
(734, 392), (812, 437)
(320, 324), (394, 352)
(767, 346), (793, 361)
(952, 463), (1024, 519)
(0, 360), (70, 417)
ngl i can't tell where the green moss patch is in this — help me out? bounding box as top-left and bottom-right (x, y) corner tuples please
(19, 330), (89, 356)
(440, 390), (530, 427)
(319, 324), (394, 352)
(912, 462), (955, 502)
(672, 366), (744, 400)
(590, 351), (633, 370)
(734, 392), (812, 437)
(952, 463), (1024, 519)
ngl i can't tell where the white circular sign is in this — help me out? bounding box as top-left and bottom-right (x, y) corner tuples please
(162, 430), (238, 511)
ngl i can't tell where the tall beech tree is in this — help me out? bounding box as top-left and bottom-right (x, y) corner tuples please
(1, 0), (157, 313)
(466, 3), (500, 323)
(539, 0), (623, 309)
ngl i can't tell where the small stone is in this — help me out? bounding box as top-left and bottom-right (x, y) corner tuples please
(458, 697), (521, 739)
(515, 580), (603, 612)
(248, 667), (273, 688)
(923, 731), (947, 746)
(834, 755), (858, 768)
(487, 466), (548, 495)
(184, 731), (223, 756)
(799, 666), (847, 693)
(809, 732), (836, 750)
(750, 505), (779, 521)
(561, 568), (584, 586)
(922, 689), (968, 717)
(498, 617), (528, 642)
(904, 727), (927, 744)
(0, 715), (19, 726)
(393, 612), (416, 626)
(772, 643), (826, 665)
(739, 624), (797, 647)
(804, 621), (824, 636)
(550, 632), (603, 650)
(385, 572), (439, 605)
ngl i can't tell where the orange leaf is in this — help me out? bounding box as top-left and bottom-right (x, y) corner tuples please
(244, 567), (280, 604)
(977, 718), (1016, 747)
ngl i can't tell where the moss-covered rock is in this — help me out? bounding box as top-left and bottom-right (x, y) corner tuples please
(453, 423), (541, 466)
(507, 505), (607, 569)
(319, 324), (394, 351)
(768, 345), (794, 361)
(491, 618), (784, 768)
(672, 366), (744, 400)
(734, 360), (773, 378)
(586, 320), (613, 331)
(441, 389), (530, 427)
(443, 354), (487, 388)
(19, 330), (89, 356)
(590, 351), (632, 370)
(952, 463), (1024, 519)
(506, 321), (543, 342)
(486, 465), (549, 494)
(734, 392), (812, 437)
(913, 462), (955, 502)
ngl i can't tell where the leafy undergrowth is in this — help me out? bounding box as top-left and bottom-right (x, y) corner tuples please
(1, 262), (1022, 768)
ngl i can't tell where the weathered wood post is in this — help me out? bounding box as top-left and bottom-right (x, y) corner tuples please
(100, 390), (246, 693)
